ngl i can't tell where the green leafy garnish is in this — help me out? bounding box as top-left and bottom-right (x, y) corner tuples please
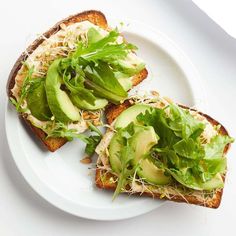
(204, 135), (233, 159)
(46, 122), (89, 142)
(136, 104), (234, 190)
(74, 29), (136, 63)
(26, 78), (52, 121)
(87, 121), (102, 136)
(173, 138), (204, 160)
(57, 27), (143, 106)
(84, 121), (103, 156)
(168, 104), (205, 139)
(11, 25), (145, 158)
(59, 58), (97, 106)
(46, 121), (102, 156)
(85, 135), (101, 156)
(83, 61), (127, 103)
(111, 123), (138, 200)
(10, 64), (35, 112)
(112, 143), (135, 200)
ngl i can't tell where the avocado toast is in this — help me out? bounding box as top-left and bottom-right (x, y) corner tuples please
(95, 93), (233, 208)
(7, 10), (148, 152)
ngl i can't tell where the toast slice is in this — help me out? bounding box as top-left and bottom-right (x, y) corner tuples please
(7, 10), (148, 152)
(95, 99), (231, 208)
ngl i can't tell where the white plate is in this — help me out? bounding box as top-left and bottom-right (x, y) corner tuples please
(5, 20), (206, 221)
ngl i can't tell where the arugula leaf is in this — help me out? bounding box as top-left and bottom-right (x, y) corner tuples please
(46, 122), (89, 142)
(59, 59), (97, 105)
(112, 139), (135, 200)
(84, 121), (103, 156)
(58, 30), (130, 104)
(73, 30), (119, 58)
(46, 121), (102, 156)
(75, 29), (136, 63)
(87, 121), (102, 136)
(85, 135), (101, 156)
(10, 64), (35, 112)
(83, 43), (135, 62)
(55, 27), (144, 105)
(109, 123), (137, 199)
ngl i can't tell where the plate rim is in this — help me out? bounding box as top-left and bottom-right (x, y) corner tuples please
(5, 19), (206, 221)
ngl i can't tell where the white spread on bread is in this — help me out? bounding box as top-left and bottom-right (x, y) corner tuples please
(27, 114), (88, 134)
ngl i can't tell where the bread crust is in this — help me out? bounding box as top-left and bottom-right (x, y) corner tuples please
(7, 10), (148, 152)
(96, 101), (231, 208)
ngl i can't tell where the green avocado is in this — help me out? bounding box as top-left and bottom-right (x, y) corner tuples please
(87, 27), (104, 44)
(108, 132), (123, 173)
(170, 171), (224, 191)
(118, 78), (132, 91)
(45, 59), (80, 122)
(84, 73), (127, 104)
(130, 126), (171, 185)
(201, 174), (224, 190)
(130, 126), (158, 165)
(70, 95), (108, 110)
(109, 124), (171, 185)
(138, 158), (171, 185)
(108, 125), (143, 173)
(27, 79), (52, 121)
(109, 124), (145, 173)
(114, 104), (151, 129)
(112, 54), (145, 76)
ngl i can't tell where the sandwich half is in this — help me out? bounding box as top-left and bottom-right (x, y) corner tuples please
(95, 93), (233, 208)
(7, 10), (147, 152)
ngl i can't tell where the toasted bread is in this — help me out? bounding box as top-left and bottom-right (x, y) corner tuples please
(95, 100), (231, 208)
(7, 10), (148, 152)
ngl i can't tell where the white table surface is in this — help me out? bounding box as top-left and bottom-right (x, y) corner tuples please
(1, 0), (236, 235)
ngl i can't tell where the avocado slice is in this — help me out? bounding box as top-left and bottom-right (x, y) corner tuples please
(118, 78), (132, 91)
(138, 158), (171, 185)
(201, 174), (224, 190)
(108, 125), (144, 173)
(45, 59), (80, 122)
(70, 95), (108, 110)
(87, 27), (104, 44)
(27, 79), (52, 121)
(111, 53), (145, 76)
(109, 125), (171, 185)
(108, 132), (123, 173)
(85, 79), (126, 104)
(170, 171), (224, 191)
(130, 126), (171, 185)
(114, 104), (151, 129)
(130, 126), (158, 165)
